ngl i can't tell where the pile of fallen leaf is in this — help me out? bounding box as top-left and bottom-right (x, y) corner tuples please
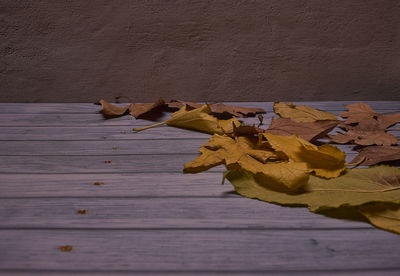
(98, 98), (400, 234)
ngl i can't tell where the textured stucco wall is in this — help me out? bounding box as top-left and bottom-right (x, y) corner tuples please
(1, 0), (400, 102)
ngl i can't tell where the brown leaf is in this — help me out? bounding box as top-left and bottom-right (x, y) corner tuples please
(93, 182), (104, 185)
(129, 97), (165, 118)
(98, 99), (129, 116)
(265, 118), (338, 142)
(340, 102), (400, 130)
(329, 130), (398, 146)
(350, 146), (400, 166)
(98, 98), (166, 118)
(168, 100), (265, 117)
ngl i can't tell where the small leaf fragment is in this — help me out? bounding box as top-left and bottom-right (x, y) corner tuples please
(93, 182), (104, 186)
(77, 210), (88, 214)
(59, 245), (72, 252)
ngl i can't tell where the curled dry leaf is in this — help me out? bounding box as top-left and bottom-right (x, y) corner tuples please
(98, 99), (130, 116)
(168, 100), (265, 117)
(184, 133), (346, 191)
(350, 146), (400, 166)
(129, 97), (165, 118)
(266, 117), (338, 142)
(273, 102), (338, 123)
(98, 98), (165, 118)
(340, 102), (400, 130)
(134, 105), (240, 135)
(329, 130), (398, 146)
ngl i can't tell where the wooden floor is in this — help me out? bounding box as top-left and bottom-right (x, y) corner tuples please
(0, 101), (399, 276)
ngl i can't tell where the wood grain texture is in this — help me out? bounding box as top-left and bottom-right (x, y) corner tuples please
(0, 139), (366, 156)
(0, 197), (370, 229)
(0, 230), (399, 271)
(0, 153), (362, 174)
(0, 102), (398, 275)
(0, 173), (229, 197)
(0, 125), (398, 142)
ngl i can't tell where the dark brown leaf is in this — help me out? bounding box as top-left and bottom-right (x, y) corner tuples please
(350, 146), (400, 166)
(265, 118), (338, 142)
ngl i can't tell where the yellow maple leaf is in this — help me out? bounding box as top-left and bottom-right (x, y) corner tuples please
(260, 133), (346, 178)
(184, 134), (310, 191)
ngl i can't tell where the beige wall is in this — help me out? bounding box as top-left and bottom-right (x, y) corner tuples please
(1, 0), (400, 102)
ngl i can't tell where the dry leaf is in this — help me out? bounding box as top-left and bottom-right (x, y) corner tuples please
(98, 98), (165, 118)
(273, 102), (338, 122)
(183, 134), (309, 191)
(134, 105), (241, 135)
(225, 166), (400, 234)
(59, 245), (72, 252)
(129, 97), (165, 118)
(184, 133), (346, 191)
(260, 133), (346, 178)
(168, 100), (265, 117)
(98, 99), (130, 116)
(77, 210), (88, 214)
(350, 146), (400, 166)
(340, 102), (400, 130)
(329, 130), (398, 146)
(359, 203), (400, 234)
(225, 165), (400, 211)
(93, 182), (104, 186)
(266, 117), (338, 142)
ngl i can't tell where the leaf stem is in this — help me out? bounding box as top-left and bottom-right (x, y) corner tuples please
(133, 120), (168, 132)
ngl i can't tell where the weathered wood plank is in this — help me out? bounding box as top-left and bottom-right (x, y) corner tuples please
(0, 126), (211, 141)
(0, 271), (399, 276)
(1, 113), (399, 129)
(0, 125), (398, 141)
(0, 229), (399, 271)
(0, 153), (361, 174)
(0, 173), (230, 198)
(0, 139), (364, 156)
(0, 101), (398, 114)
(0, 197), (370, 229)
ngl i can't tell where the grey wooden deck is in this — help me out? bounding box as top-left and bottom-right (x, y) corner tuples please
(0, 101), (399, 276)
